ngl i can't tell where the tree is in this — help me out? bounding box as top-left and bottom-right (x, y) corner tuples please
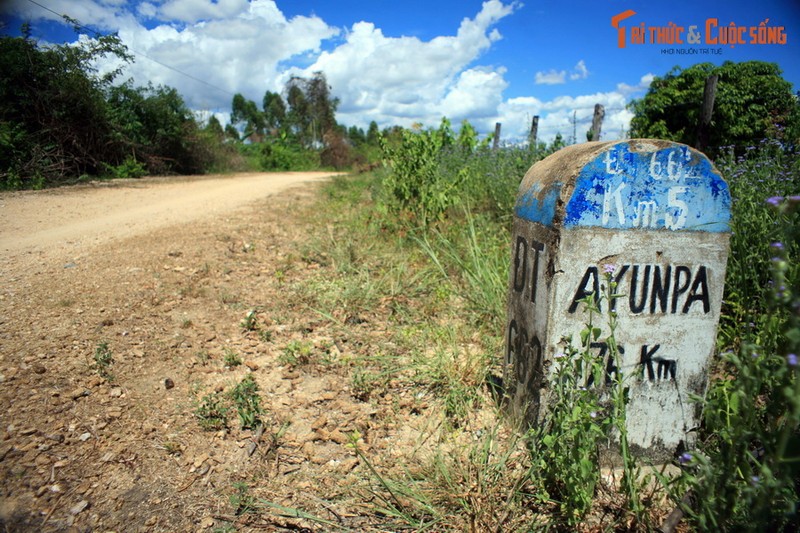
(285, 72), (339, 148)
(224, 124), (240, 141)
(262, 91), (286, 133)
(204, 115), (224, 138)
(285, 80), (311, 145)
(305, 71), (339, 143)
(231, 93), (264, 140)
(366, 121), (381, 146)
(629, 61), (799, 155)
(347, 125), (366, 146)
(106, 81), (201, 174)
(0, 31), (131, 187)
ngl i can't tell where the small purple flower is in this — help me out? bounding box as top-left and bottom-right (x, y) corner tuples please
(553, 352), (566, 359)
(766, 196), (784, 206)
(770, 242), (784, 249)
(602, 264), (616, 275)
(751, 475), (760, 486)
(752, 351), (760, 358)
(679, 452), (692, 465)
(590, 411), (597, 419)
(788, 354), (798, 367)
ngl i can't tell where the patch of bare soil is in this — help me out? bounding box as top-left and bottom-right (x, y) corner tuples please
(0, 173), (430, 532)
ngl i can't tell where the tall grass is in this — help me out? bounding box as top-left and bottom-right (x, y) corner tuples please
(672, 142), (800, 532)
(278, 129), (799, 530)
(371, 129), (800, 530)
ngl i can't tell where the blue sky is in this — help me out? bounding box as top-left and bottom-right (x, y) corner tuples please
(2, 0), (798, 143)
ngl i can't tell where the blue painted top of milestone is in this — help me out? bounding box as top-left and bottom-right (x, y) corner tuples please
(514, 142), (731, 232)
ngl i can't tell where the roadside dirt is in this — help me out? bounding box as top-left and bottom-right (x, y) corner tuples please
(0, 172), (434, 532)
(0, 172), (332, 269)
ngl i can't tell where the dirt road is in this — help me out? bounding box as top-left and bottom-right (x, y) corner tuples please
(1, 171), (420, 532)
(0, 172), (335, 268)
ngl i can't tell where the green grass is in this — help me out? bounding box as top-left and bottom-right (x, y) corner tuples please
(93, 341), (114, 381)
(195, 392), (229, 431)
(222, 348), (242, 368)
(256, 138), (800, 531)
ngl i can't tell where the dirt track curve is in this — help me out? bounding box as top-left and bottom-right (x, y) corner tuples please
(0, 172), (335, 269)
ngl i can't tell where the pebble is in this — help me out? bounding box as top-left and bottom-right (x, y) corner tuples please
(193, 453), (209, 468)
(328, 429), (348, 445)
(70, 500), (89, 515)
(163, 378), (175, 390)
(79, 432), (92, 442)
(311, 414), (328, 430)
(71, 388), (90, 400)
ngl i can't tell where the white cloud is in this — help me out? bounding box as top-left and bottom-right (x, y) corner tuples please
(1, 0), (651, 143)
(441, 67), (509, 121)
(136, 2), (158, 19)
(617, 73), (655, 96)
(536, 60), (589, 85)
(497, 88), (638, 144)
(569, 59), (589, 80)
(285, 0), (520, 129)
(535, 69), (566, 85)
(101, 0), (338, 111)
(157, 0), (251, 23)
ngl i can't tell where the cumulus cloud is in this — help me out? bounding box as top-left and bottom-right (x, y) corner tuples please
(157, 0), (251, 23)
(535, 69), (567, 85)
(535, 60), (589, 85)
(0, 0), (650, 142)
(285, 0), (520, 129)
(617, 73), (655, 95)
(497, 89), (634, 144)
(570, 59), (589, 80)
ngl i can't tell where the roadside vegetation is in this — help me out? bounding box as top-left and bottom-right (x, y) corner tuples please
(3, 23), (800, 529)
(272, 87), (798, 529)
(0, 26), (382, 189)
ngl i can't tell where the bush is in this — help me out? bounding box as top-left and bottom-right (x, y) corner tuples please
(260, 140), (320, 171)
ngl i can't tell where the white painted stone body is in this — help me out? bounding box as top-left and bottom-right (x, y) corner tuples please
(504, 139), (731, 463)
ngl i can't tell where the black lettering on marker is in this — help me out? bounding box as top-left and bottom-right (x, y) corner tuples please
(628, 265), (651, 314)
(506, 319), (518, 369)
(513, 236), (527, 293)
(568, 266), (600, 313)
(640, 344), (660, 380)
(530, 240), (544, 303)
(608, 264), (630, 312)
(650, 265), (672, 313)
(657, 358), (677, 380)
(682, 265), (710, 313)
(671, 266), (692, 313)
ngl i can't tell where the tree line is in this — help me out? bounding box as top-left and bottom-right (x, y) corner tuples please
(2, 22), (799, 190)
(0, 27), (383, 189)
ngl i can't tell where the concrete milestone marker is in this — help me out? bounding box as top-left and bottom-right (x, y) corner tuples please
(504, 139), (731, 463)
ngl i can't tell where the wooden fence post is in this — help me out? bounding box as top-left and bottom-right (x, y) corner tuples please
(696, 74), (718, 151)
(493, 122), (502, 150)
(529, 116), (539, 148)
(590, 104), (605, 141)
